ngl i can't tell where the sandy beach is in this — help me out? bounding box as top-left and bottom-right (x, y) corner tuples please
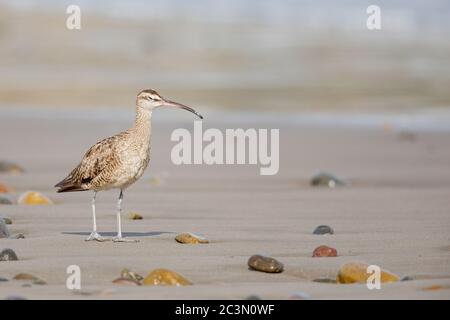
(1, 1), (450, 301)
(1, 110), (450, 299)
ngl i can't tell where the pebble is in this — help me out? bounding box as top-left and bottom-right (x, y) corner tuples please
(120, 268), (144, 282)
(313, 225), (334, 235)
(0, 183), (11, 193)
(248, 255), (284, 273)
(3, 217), (12, 225)
(422, 285), (450, 291)
(9, 233), (25, 239)
(401, 276), (414, 281)
(0, 277), (8, 282)
(0, 217), (10, 238)
(18, 191), (53, 205)
(0, 196), (13, 205)
(142, 268), (192, 286)
(0, 249), (18, 261)
(310, 172), (345, 188)
(175, 232), (209, 244)
(5, 296), (27, 300)
(337, 262), (400, 284)
(312, 245), (338, 257)
(245, 295), (262, 300)
(127, 212), (143, 220)
(112, 278), (141, 286)
(13, 273), (46, 285)
(0, 161), (24, 174)
(313, 278), (337, 284)
(13, 273), (38, 281)
(149, 177), (162, 185)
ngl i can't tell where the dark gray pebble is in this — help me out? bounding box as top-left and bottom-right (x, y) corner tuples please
(0, 248), (18, 261)
(313, 225), (334, 235)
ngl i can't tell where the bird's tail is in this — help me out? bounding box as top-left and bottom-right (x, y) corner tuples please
(54, 177), (86, 193)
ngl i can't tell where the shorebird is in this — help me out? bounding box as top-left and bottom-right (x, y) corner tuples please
(55, 89), (203, 242)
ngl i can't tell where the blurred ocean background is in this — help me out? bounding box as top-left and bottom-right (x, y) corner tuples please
(1, 0), (450, 129)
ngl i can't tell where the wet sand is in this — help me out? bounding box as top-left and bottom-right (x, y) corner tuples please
(1, 110), (450, 299)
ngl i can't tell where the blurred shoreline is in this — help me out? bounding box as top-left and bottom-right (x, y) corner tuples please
(2, 104), (450, 132)
(1, 2), (450, 114)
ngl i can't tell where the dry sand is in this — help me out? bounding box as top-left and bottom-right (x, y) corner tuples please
(1, 110), (450, 299)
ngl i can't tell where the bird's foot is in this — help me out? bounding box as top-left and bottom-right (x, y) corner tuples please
(85, 231), (109, 242)
(112, 236), (139, 243)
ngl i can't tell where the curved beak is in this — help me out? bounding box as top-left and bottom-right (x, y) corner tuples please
(163, 99), (203, 119)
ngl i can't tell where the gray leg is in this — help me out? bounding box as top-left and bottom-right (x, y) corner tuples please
(113, 190), (138, 243)
(86, 191), (108, 242)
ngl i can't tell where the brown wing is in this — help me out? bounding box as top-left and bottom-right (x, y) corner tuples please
(55, 133), (128, 192)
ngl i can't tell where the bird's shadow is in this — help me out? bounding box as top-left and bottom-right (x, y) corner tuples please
(62, 231), (172, 237)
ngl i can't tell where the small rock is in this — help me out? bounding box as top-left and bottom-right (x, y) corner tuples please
(142, 268), (192, 286)
(313, 278), (337, 284)
(13, 273), (38, 281)
(422, 285), (450, 291)
(32, 279), (47, 285)
(10, 233), (25, 239)
(313, 225), (334, 235)
(312, 245), (338, 257)
(310, 172), (345, 188)
(149, 177), (162, 185)
(0, 277), (8, 282)
(245, 295), (262, 300)
(3, 217), (12, 225)
(127, 212), (143, 220)
(5, 296), (27, 300)
(112, 278), (141, 286)
(0, 249), (18, 261)
(120, 268), (144, 282)
(175, 232), (209, 244)
(0, 196), (13, 205)
(0, 217), (10, 238)
(18, 191), (53, 205)
(337, 262), (400, 284)
(248, 255), (284, 273)
(401, 276), (414, 281)
(0, 183), (12, 193)
(288, 292), (310, 300)
(0, 161), (24, 174)
(13, 273), (46, 285)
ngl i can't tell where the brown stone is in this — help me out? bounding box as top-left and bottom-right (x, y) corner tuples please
(13, 273), (38, 281)
(18, 191), (53, 205)
(0, 183), (12, 193)
(142, 268), (192, 286)
(127, 212), (143, 220)
(336, 262), (400, 284)
(422, 285), (450, 291)
(175, 232), (209, 244)
(13, 273), (46, 284)
(248, 255), (284, 273)
(312, 245), (337, 257)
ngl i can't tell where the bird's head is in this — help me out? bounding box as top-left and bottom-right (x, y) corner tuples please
(136, 89), (203, 119)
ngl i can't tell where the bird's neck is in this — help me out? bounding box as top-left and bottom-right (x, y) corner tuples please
(132, 106), (152, 140)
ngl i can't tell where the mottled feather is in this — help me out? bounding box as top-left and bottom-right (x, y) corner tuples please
(55, 106), (152, 193)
